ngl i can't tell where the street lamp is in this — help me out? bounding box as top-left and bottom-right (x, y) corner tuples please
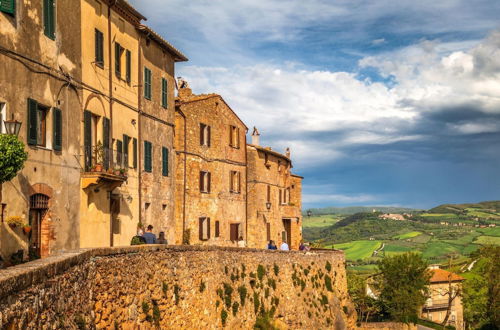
(266, 202), (271, 210)
(307, 210), (312, 217)
(3, 114), (22, 136)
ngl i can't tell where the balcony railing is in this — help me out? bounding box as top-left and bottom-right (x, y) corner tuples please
(423, 299), (452, 310)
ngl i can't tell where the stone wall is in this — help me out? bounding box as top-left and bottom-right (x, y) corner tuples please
(358, 322), (417, 330)
(0, 245), (356, 329)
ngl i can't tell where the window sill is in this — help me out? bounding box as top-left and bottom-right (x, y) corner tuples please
(200, 191), (210, 194)
(29, 145), (53, 151)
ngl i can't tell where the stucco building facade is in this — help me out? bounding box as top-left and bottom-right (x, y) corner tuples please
(246, 129), (303, 250)
(174, 84), (248, 246)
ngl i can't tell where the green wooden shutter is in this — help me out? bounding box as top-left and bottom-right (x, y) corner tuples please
(0, 0), (15, 15)
(144, 141), (152, 172)
(84, 110), (92, 170)
(126, 50), (131, 83)
(162, 147), (168, 176)
(27, 98), (38, 145)
(123, 134), (129, 168)
(132, 137), (137, 169)
(44, 0), (55, 40)
(115, 42), (121, 76)
(144, 67), (151, 100)
(161, 78), (167, 108)
(116, 140), (123, 167)
(103, 117), (110, 169)
(53, 108), (62, 151)
(95, 29), (104, 66)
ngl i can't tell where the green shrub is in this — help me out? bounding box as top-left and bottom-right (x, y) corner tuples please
(265, 288), (270, 298)
(162, 281), (168, 295)
(223, 283), (233, 308)
(300, 279), (306, 291)
(325, 275), (333, 292)
(224, 266), (229, 274)
(174, 285), (180, 305)
(152, 303), (161, 325)
(221, 309), (228, 326)
(199, 281), (206, 293)
(232, 302), (239, 316)
(273, 264), (279, 276)
(257, 265), (266, 281)
(142, 301), (150, 314)
(304, 269), (309, 276)
(253, 292), (260, 314)
(74, 314), (86, 330)
(238, 285), (247, 306)
(254, 311), (277, 330)
(325, 261), (332, 272)
(0, 135), (27, 185)
(320, 294), (328, 306)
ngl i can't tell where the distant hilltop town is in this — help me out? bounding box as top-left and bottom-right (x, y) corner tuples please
(0, 0), (303, 262)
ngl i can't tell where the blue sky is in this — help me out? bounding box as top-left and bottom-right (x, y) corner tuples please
(130, 0), (500, 209)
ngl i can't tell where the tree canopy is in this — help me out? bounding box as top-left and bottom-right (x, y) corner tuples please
(0, 134), (28, 184)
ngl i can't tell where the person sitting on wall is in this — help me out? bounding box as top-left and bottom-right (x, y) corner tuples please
(280, 240), (290, 251)
(299, 241), (309, 251)
(267, 240), (277, 250)
(142, 225), (157, 244)
(157, 231), (168, 245)
(237, 236), (246, 248)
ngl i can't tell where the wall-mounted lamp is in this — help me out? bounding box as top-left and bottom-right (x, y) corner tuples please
(131, 119), (137, 125)
(266, 202), (272, 210)
(126, 195), (133, 203)
(3, 114), (22, 136)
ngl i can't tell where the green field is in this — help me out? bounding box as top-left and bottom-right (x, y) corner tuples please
(393, 231), (422, 239)
(474, 236), (500, 245)
(465, 208), (500, 219)
(334, 240), (382, 261)
(420, 213), (458, 218)
(383, 244), (413, 256)
(302, 215), (341, 228)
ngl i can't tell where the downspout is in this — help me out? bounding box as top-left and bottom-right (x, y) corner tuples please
(177, 108), (187, 243)
(138, 33), (143, 229)
(107, 1), (115, 247)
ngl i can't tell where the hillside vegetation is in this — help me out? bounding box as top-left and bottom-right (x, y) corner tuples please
(304, 206), (420, 216)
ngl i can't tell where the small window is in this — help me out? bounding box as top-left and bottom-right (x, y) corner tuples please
(266, 223), (271, 241)
(200, 171), (211, 193)
(144, 140), (152, 172)
(115, 139), (122, 167)
(230, 223), (239, 242)
(144, 67), (152, 100)
(200, 123), (211, 146)
(264, 153), (270, 168)
(115, 42), (123, 77)
(161, 146), (169, 176)
(126, 50), (131, 83)
(215, 221), (220, 238)
(94, 29), (104, 67)
(161, 78), (168, 108)
(229, 125), (240, 148)
(199, 217), (210, 241)
(43, 0), (55, 40)
(27, 99), (49, 147)
(230, 171), (241, 193)
(0, 0), (16, 16)
(266, 185), (271, 203)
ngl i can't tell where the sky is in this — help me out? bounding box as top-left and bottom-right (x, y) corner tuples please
(129, 0), (500, 210)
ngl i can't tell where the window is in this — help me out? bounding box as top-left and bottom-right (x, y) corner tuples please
(266, 222), (271, 241)
(266, 185), (271, 203)
(162, 146), (169, 177)
(0, 0), (15, 16)
(200, 123), (211, 146)
(94, 29), (104, 67)
(43, 0), (55, 40)
(264, 153), (270, 167)
(27, 99), (52, 148)
(215, 221), (220, 238)
(115, 139), (122, 167)
(230, 223), (239, 242)
(144, 140), (152, 172)
(229, 125), (240, 148)
(199, 217), (210, 241)
(230, 171), (241, 193)
(102, 117), (110, 169)
(144, 67), (152, 100)
(132, 137), (137, 169)
(115, 42), (123, 77)
(52, 108), (62, 151)
(161, 78), (168, 108)
(126, 50), (131, 83)
(123, 134), (130, 167)
(279, 188), (289, 205)
(199, 171), (211, 193)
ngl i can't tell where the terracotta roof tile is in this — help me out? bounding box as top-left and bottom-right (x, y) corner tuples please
(429, 269), (464, 283)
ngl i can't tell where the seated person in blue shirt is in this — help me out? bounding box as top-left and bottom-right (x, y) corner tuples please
(142, 225), (157, 244)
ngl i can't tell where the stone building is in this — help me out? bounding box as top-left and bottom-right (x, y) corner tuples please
(137, 26), (187, 244)
(0, 0), (83, 259)
(174, 84), (248, 246)
(246, 128), (303, 250)
(421, 267), (465, 329)
(0, 0), (186, 261)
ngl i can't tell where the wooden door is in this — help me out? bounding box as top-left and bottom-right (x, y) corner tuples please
(230, 223), (239, 242)
(282, 219), (292, 246)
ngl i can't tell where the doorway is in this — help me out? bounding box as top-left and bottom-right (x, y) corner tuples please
(29, 194), (49, 258)
(282, 218), (292, 246)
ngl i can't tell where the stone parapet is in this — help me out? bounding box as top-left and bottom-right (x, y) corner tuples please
(0, 245), (355, 329)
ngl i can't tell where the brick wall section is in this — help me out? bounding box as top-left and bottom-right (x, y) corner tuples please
(174, 88), (248, 246)
(0, 246), (356, 329)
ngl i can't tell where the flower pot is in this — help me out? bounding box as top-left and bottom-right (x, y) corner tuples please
(23, 226), (32, 235)
(94, 164), (103, 172)
(8, 223), (16, 229)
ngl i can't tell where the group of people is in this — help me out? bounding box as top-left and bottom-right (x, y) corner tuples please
(132, 225), (168, 245)
(267, 240), (311, 251)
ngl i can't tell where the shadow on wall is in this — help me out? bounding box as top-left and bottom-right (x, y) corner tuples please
(0, 223), (28, 267)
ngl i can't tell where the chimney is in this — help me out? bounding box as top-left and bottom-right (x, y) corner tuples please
(251, 127), (260, 146)
(285, 147), (290, 158)
(177, 77), (192, 100)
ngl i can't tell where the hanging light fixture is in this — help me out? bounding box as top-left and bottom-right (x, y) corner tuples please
(3, 114), (22, 136)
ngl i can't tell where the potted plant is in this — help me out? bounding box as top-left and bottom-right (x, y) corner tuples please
(114, 168), (121, 176)
(119, 168), (127, 176)
(6, 216), (24, 229)
(22, 224), (32, 235)
(92, 141), (105, 172)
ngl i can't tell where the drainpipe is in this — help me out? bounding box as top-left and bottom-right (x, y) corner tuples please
(176, 108), (187, 243)
(138, 33), (143, 230)
(107, 1), (115, 247)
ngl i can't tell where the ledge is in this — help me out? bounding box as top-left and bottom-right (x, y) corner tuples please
(0, 244), (344, 300)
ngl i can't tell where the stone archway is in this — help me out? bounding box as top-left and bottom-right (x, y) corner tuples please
(29, 183), (54, 258)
